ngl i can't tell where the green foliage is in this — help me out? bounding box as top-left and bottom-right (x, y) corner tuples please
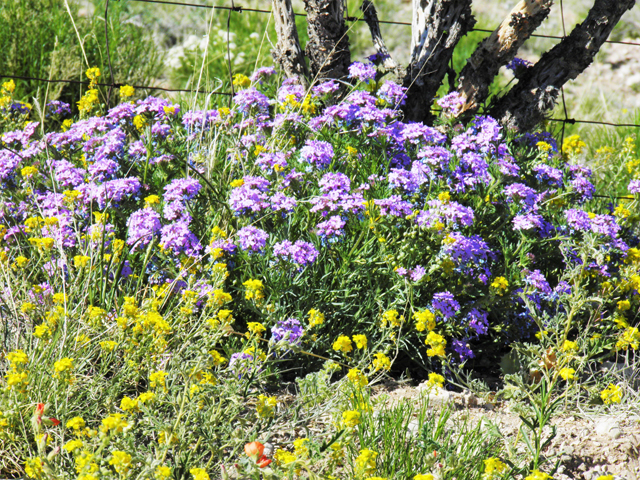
(0, 0), (163, 108)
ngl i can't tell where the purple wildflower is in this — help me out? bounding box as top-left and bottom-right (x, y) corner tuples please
(451, 338), (475, 362)
(375, 196), (413, 217)
(312, 80), (340, 97)
(629, 180), (640, 194)
(524, 270), (552, 295)
(316, 215), (346, 238)
(468, 309), (489, 335)
(565, 209), (591, 231)
(234, 88), (271, 114)
(377, 81), (407, 107)
(301, 140), (334, 169)
(348, 62), (376, 83)
(53, 160), (85, 188)
(437, 92), (464, 116)
(273, 240), (319, 267)
(127, 208), (162, 250)
(164, 178), (202, 203)
(250, 66), (276, 83)
(271, 318), (304, 345)
(432, 291), (460, 319)
(238, 226), (268, 253)
(160, 221), (202, 256)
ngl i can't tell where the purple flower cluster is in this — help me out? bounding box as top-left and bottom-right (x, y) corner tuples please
(300, 140), (334, 169)
(348, 62), (376, 83)
(238, 226), (269, 253)
(271, 318), (304, 346)
(432, 291), (460, 319)
(395, 265), (426, 282)
(273, 240), (319, 267)
(127, 208), (162, 250)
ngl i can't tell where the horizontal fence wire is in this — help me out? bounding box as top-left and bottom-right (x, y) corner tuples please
(2, 0), (640, 130)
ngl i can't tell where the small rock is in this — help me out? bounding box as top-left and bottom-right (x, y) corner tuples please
(596, 418), (622, 439)
(577, 463), (587, 472)
(407, 419), (420, 437)
(560, 454), (572, 463)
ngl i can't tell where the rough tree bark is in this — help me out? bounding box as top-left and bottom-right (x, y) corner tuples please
(403, 0), (475, 124)
(272, 0), (308, 79)
(361, 0), (401, 73)
(304, 0), (351, 80)
(456, 0), (554, 117)
(490, 0), (636, 131)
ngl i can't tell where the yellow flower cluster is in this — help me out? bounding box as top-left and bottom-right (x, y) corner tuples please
(247, 322), (266, 337)
(243, 279), (264, 301)
(562, 134), (586, 156)
(275, 449), (296, 465)
(600, 384), (622, 404)
(355, 448), (378, 475)
(256, 394), (277, 418)
(342, 410), (361, 428)
(119, 85), (135, 98)
(616, 326), (640, 350)
(425, 331), (446, 357)
(490, 276), (509, 294)
(293, 438), (309, 458)
(333, 335), (353, 353)
(232, 74), (251, 89)
(413, 309), (435, 332)
(371, 352), (391, 372)
(426, 372), (445, 389)
(308, 308), (325, 327)
(5, 350), (29, 392)
(381, 309), (403, 327)
(346, 368), (368, 387)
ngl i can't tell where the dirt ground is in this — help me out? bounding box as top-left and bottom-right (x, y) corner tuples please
(376, 381), (640, 480)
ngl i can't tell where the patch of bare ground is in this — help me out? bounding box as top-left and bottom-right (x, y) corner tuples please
(373, 380), (640, 480)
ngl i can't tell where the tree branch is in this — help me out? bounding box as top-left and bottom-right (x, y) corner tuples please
(456, 0), (554, 117)
(272, 0), (308, 79)
(361, 0), (400, 74)
(490, 0), (636, 131)
(403, 0), (475, 124)
(304, 0), (351, 80)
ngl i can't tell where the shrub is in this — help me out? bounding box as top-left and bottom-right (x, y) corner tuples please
(1, 63), (639, 478)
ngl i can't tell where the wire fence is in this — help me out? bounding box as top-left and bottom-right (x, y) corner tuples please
(2, 0), (640, 133)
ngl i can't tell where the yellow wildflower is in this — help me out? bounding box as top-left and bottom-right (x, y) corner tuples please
(24, 457), (44, 479)
(413, 309), (435, 332)
(119, 85), (135, 98)
(190, 467), (210, 480)
(355, 448), (378, 475)
(293, 437), (309, 458)
(133, 115), (146, 131)
(353, 334), (368, 349)
(232, 74), (251, 89)
(559, 368), (575, 381)
(109, 451), (132, 475)
(490, 276), (509, 294)
(256, 394), (277, 418)
(149, 370), (167, 389)
(562, 134), (586, 156)
(484, 457), (507, 474)
(100, 340), (118, 352)
(100, 413), (129, 434)
(616, 327), (640, 350)
(308, 308), (324, 327)
(247, 322), (266, 337)
(66, 416), (86, 431)
(427, 372), (445, 389)
(274, 449), (296, 465)
(333, 335), (353, 353)
(63, 439), (83, 452)
(155, 466), (172, 479)
(562, 340), (578, 353)
(74, 255), (91, 268)
(381, 309), (403, 327)
(600, 384), (622, 404)
(347, 368), (368, 387)
(243, 279), (264, 300)
(342, 410), (361, 428)
(371, 352), (391, 371)
(53, 357), (74, 375)
(425, 331), (447, 357)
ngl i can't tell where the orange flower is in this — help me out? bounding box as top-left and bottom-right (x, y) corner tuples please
(256, 455), (271, 468)
(244, 441), (264, 458)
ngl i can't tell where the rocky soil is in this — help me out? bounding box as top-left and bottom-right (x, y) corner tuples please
(377, 381), (640, 480)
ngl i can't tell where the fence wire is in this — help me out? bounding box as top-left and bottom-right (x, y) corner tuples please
(2, 0), (640, 131)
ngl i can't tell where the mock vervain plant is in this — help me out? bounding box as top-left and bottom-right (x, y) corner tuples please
(0, 59), (639, 479)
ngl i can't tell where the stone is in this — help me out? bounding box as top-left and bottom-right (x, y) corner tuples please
(596, 418), (622, 439)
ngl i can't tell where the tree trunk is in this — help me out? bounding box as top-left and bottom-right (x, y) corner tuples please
(272, 0), (308, 79)
(490, 0), (636, 131)
(304, 0), (351, 80)
(361, 0), (400, 73)
(403, 0), (475, 124)
(456, 0), (554, 117)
